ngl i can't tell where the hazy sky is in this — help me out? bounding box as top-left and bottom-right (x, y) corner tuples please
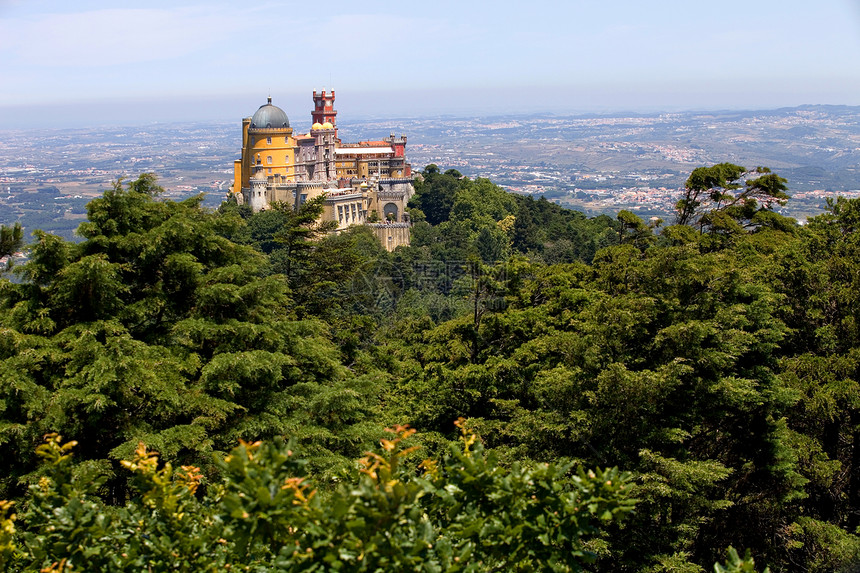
(1, 0), (859, 127)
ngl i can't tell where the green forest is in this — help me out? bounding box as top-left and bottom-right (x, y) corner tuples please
(0, 164), (857, 571)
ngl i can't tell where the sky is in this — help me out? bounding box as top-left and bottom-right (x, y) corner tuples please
(1, 0), (859, 128)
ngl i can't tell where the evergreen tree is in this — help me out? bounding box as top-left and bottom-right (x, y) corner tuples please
(0, 176), (380, 501)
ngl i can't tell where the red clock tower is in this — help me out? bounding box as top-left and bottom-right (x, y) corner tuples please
(312, 90), (337, 136)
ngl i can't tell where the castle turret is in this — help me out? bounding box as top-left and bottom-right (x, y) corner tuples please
(310, 118), (337, 182)
(249, 158), (268, 211)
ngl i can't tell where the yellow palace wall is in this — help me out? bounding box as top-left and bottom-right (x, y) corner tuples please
(236, 124), (298, 190)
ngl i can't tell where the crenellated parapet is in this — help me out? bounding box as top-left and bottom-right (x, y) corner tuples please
(368, 223), (411, 251)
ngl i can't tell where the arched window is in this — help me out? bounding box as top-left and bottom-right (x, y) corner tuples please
(383, 202), (398, 222)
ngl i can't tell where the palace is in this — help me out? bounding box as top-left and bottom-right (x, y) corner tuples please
(230, 91), (414, 250)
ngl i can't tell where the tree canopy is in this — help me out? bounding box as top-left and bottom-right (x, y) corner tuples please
(674, 163), (790, 236)
(2, 167), (859, 572)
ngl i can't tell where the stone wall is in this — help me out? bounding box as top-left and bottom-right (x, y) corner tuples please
(368, 223), (411, 251)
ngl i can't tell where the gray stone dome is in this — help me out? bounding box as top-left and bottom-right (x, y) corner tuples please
(250, 97), (290, 129)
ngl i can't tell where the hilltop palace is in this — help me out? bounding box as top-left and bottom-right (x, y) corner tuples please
(230, 90), (414, 250)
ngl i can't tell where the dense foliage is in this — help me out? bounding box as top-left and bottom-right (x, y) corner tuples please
(408, 165), (619, 263)
(0, 167), (857, 571)
(0, 426), (634, 572)
(0, 177), (380, 503)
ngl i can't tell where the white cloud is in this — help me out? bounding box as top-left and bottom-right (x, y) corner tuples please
(312, 12), (459, 63)
(0, 6), (246, 67)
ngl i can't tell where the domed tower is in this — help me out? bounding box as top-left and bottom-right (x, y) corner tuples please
(233, 97), (297, 205)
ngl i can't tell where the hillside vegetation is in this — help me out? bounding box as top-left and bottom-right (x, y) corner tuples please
(0, 165), (856, 572)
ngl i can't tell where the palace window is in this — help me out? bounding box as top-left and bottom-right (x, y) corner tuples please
(267, 137), (272, 144)
(267, 156), (272, 164)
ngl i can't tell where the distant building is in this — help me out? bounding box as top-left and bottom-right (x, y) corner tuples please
(230, 91), (414, 250)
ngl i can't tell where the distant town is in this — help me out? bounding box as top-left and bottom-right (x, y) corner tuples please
(2, 104), (860, 239)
